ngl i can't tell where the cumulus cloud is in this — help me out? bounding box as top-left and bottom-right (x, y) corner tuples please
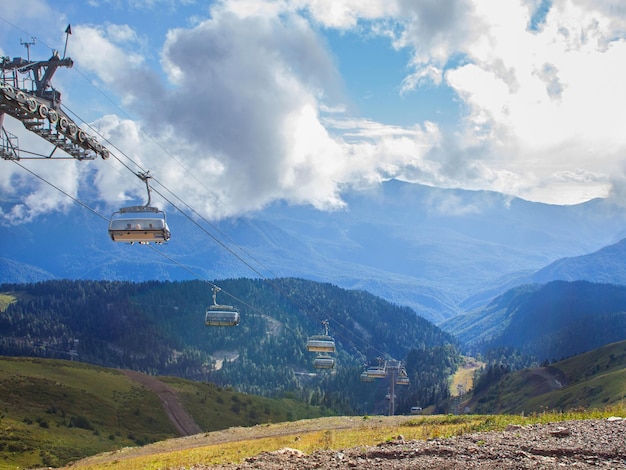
(3, 0), (626, 226)
(381, 0), (626, 204)
(0, 121), (82, 224)
(80, 4), (440, 218)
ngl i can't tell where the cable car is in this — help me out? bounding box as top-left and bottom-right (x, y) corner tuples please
(108, 206), (170, 244)
(365, 366), (386, 379)
(396, 368), (410, 385)
(360, 371), (374, 382)
(306, 320), (335, 353)
(313, 354), (335, 369)
(306, 335), (336, 353)
(396, 375), (410, 385)
(205, 286), (240, 327)
(109, 171), (171, 244)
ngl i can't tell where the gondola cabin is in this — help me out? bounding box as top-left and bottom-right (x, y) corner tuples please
(306, 335), (336, 353)
(396, 375), (410, 385)
(360, 371), (375, 382)
(313, 354), (335, 369)
(109, 206), (170, 244)
(365, 366), (386, 379)
(205, 304), (240, 327)
(205, 286), (240, 327)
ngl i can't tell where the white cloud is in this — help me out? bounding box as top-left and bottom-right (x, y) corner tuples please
(3, 0), (626, 225)
(393, 0), (626, 204)
(0, 121), (82, 224)
(69, 24), (149, 96)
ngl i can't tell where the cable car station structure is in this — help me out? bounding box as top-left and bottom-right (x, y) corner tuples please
(1, 36), (171, 246)
(1, 34), (111, 161)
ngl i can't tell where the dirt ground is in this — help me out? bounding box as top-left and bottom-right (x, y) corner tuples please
(193, 417), (626, 469)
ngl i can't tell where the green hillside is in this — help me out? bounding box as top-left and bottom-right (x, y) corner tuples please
(0, 356), (332, 469)
(467, 340), (626, 414)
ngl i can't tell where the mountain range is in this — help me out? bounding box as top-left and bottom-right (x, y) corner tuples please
(443, 280), (626, 360)
(3, 179), (626, 324)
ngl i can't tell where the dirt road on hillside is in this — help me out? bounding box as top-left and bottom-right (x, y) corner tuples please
(120, 369), (202, 436)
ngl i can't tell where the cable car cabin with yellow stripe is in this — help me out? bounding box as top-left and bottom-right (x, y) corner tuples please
(204, 286), (240, 327)
(306, 319), (336, 353)
(205, 304), (240, 327)
(313, 354), (335, 369)
(306, 335), (336, 353)
(108, 206), (171, 244)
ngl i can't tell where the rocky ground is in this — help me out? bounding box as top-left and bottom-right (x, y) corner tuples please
(195, 417), (625, 469)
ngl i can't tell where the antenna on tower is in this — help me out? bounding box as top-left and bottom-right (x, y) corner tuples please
(20, 37), (36, 61)
(62, 25), (72, 59)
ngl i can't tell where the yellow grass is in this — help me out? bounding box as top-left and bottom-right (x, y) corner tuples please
(62, 404), (626, 470)
(0, 293), (16, 312)
(450, 356), (484, 396)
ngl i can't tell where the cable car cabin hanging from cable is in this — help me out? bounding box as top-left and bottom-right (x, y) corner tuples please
(306, 319), (335, 353)
(306, 335), (335, 353)
(108, 171), (171, 244)
(360, 371), (375, 382)
(313, 354), (335, 369)
(396, 375), (410, 386)
(205, 286), (240, 327)
(395, 368), (410, 386)
(365, 366), (387, 379)
(108, 206), (170, 244)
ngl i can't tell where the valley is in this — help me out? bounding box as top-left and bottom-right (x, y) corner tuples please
(2, 182), (626, 468)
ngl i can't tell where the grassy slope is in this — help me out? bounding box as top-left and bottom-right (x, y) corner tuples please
(159, 377), (333, 432)
(449, 356), (484, 396)
(0, 357), (176, 469)
(0, 357), (332, 469)
(468, 340), (626, 414)
(0, 293), (15, 312)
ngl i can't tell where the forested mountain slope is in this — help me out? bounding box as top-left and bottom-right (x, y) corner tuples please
(442, 281), (626, 362)
(0, 278), (459, 415)
(531, 237), (626, 285)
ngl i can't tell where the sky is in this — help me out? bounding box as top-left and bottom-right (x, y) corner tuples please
(1, 0), (626, 224)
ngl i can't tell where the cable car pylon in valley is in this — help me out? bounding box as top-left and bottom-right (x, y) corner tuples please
(360, 358), (409, 416)
(205, 286), (240, 327)
(0, 29), (111, 161)
(108, 171), (171, 244)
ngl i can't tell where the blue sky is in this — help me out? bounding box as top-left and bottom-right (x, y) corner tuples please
(2, 0), (626, 224)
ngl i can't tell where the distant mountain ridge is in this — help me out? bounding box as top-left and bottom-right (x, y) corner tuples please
(3, 180), (626, 322)
(531, 237), (626, 285)
(442, 280), (626, 361)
